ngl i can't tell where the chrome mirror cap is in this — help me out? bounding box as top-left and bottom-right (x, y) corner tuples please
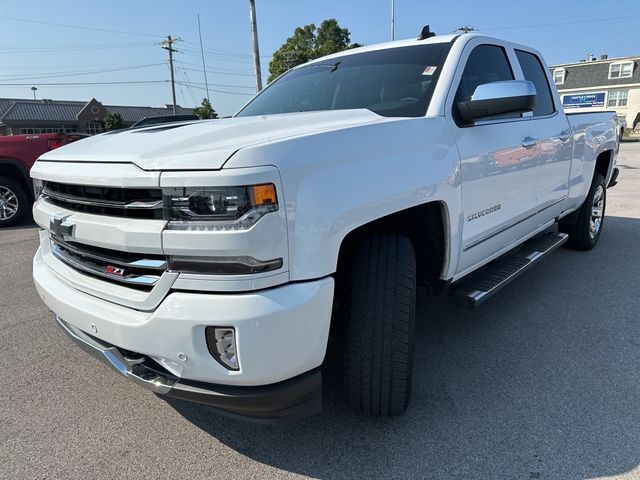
(458, 80), (537, 122)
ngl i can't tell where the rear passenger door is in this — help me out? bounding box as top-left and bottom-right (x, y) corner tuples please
(514, 49), (572, 221)
(447, 41), (540, 277)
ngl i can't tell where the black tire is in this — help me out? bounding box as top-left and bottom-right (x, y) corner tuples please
(344, 234), (416, 416)
(559, 173), (606, 250)
(0, 176), (29, 228)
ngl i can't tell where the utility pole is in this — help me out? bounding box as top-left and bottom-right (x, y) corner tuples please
(248, 0), (263, 92)
(31, 86), (37, 100)
(391, 0), (395, 41)
(456, 26), (476, 33)
(161, 35), (181, 114)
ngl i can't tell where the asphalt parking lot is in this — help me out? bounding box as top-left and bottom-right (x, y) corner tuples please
(1, 143), (639, 480)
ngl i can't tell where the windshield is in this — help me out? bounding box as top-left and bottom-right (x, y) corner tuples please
(236, 43), (451, 118)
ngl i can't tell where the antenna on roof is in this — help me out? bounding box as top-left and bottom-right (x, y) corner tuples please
(417, 25), (436, 40)
(455, 25), (476, 33)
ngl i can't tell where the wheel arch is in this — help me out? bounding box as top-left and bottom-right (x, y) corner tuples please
(0, 158), (32, 199)
(334, 200), (450, 296)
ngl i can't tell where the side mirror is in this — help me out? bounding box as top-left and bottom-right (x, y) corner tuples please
(457, 80), (537, 122)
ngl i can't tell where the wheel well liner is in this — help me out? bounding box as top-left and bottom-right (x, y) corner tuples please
(594, 150), (612, 181)
(335, 202), (447, 295)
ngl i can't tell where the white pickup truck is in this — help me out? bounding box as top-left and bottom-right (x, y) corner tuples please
(31, 31), (619, 422)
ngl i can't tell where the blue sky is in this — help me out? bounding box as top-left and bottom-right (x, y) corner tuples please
(1, 0), (638, 116)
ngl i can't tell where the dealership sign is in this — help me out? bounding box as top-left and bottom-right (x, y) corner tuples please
(562, 93), (606, 108)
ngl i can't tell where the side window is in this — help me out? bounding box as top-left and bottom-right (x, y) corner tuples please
(515, 50), (555, 116)
(455, 45), (514, 104)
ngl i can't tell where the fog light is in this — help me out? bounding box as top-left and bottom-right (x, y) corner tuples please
(205, 327), (239, 371)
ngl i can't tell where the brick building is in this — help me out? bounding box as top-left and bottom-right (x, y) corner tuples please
(0, 97), (194, 135)
(549, 54), (640, 131)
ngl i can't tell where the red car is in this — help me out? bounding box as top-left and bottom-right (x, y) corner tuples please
(0, 133), (87, 227)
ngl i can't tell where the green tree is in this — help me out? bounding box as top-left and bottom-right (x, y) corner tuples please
(268, 19), (361, 83)
(193, 98), (218, 119)
(104, 112), (124, 131)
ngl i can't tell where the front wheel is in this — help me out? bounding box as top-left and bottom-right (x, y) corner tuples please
(343, 234), (416, 416)
(0, 176), (29, 228)
(560, 173), (606, 250)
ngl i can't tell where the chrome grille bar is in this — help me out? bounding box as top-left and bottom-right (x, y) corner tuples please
(43, 189), (162, 210)
(41, 181), (163, 220)
(50, 236), (164, 288)
(51, 235), (167, 271)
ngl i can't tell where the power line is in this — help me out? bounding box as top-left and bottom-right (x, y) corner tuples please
(181, 41), (271, 59)
(0, 42), (150, 53)
(0, 63), (165, 81)
(0, 81), (169, 86)
(180, 65), (258, 78)
(174, 56), (199, 106)
(0, 14), (164, 38)
(175, 82), (255, 96)
(0, 60), (169, 71)
(483, 12), (640, 31)
(197, 14), (210, 104)
(175, 79), (255, 90)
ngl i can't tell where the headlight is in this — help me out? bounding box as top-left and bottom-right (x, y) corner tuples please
(163, 183), (278, 230)
(32, 178), (44, 199)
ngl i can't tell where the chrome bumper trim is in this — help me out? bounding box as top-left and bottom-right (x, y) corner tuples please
(55, 315), (323, 423)
(55, 316), (176, 394)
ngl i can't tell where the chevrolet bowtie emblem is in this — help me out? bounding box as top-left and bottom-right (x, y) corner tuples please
(50, 214), (75, 240)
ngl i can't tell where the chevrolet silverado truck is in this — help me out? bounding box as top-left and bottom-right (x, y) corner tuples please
(0, 133), (86, 227)
(31, 31), (619, 422)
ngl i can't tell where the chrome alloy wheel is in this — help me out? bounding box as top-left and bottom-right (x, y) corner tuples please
(0, 185), (19, 221)
(590, 184), (604, 239)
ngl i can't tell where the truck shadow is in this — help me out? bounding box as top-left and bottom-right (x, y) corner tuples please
(166, 215), (640, 479)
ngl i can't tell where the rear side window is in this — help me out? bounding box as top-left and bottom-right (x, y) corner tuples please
(515, 50), (555, 116)
(455, 45), (514, 104)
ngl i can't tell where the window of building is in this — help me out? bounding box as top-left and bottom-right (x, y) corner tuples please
(86, 122), (103, 135)
(609, 62), (633, 79)
(607, 90), (629, 107)
(19, 127), (66, 134)
(552, 68), (565, 85)
(516, 50), (555, 116)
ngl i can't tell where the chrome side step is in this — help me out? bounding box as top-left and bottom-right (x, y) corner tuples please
(448, 232), (568, 308)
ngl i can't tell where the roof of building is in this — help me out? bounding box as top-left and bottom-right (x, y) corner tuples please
(548, 57), (640, 90)
(0, 98), (194, 124)
(550, 55), (640, 69)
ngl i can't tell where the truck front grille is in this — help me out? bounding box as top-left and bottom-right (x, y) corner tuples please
(43, 181), (163, 219)
(50, 235), (167, 290)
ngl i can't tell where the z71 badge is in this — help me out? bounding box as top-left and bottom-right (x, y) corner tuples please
(467, 204), (501, 222)
(105, 265), (126, 277)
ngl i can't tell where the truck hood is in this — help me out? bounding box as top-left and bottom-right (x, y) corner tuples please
(37, 109), (385, 171)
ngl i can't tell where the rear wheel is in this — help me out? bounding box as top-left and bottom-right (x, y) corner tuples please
(0, 176), (29, 228)
(559, 173), (606, 250)
(343, 234), (416, 416)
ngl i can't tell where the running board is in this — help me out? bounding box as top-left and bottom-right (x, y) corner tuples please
(448, 232), (568, 308)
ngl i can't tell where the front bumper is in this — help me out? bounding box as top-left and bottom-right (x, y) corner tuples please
(34, 245), (334, 421)
(56, 317), (321, 423)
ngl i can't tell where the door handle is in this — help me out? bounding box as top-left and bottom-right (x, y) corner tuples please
(522, 137), (538, 149)
(558, 131), (571, 142)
